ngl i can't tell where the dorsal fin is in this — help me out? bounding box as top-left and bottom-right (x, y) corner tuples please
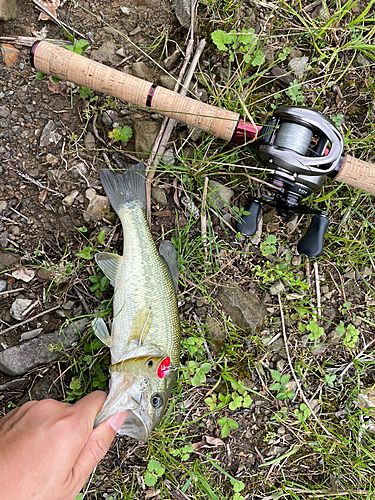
(95, 252), (121, 286)
(159, 240), (179, 293)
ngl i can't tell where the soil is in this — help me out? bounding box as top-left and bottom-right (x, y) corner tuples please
(1, 1), (375, 499)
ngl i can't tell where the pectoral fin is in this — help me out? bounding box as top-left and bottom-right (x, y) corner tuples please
(129, 307), (153, 344)
(95, 252), (121, 286)
(159, 240), (179, 293)
(92, 317), (112, 346)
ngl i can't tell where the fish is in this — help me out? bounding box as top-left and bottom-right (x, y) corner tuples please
(92, 163), (180, 441)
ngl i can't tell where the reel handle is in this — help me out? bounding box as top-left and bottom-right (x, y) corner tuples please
(235, 200), (262, 236)
(335, 155), (375, 195)
(297, 213), (329, 258)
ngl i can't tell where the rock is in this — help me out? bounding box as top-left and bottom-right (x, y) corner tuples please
(0, 106), (9, 118)
(174, 0), (191, 28)
(0, 200), (6, 211)
(91, 41), (118, 64)
(132, 118), (163, 158)
(84, 131), (96, 149)
(187, 125), (204, 142)
(84, 188), (112, 223)
(0, 0), (17, 21)
(288, 56), (309, 80)
(62, 190), (79, 207)
(0, 279), (7, 292)
(102, 110), (119, 126)
(217, 284), (266, 331)
(327, 329), (343, 344)
(205, 316), (226, 354)
(286, 214), (298, 231)
(0, 378), (27, 392)
(164, 50), (181, 71)
(46, 153), (59, 166)
(159, 74), (176, 90)
(39, 120), (62, 148)
(10, 298), (33, 321)
(62, 300), (76, 311)
(131, 61), (151, 80)
(0, 251), (19, 271)
(162, 148), (175, 166)
(120, 6), (131, 15)
(270, 281), (285, 296)
(12, 268), (35, 283)
(0, 43), (19, 67)
(311, 343), (328, 356)
(152, 187), (168, 206)
(0, 232), (8, 249)
(0, 319), (87, 376)
(207, 180), (233, 210)
(37, 268), (54, 281)
(129, 26), (142, 36)
(20, 328), (44, 342)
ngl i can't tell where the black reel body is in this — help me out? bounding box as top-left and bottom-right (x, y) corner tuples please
(236, 106), (344, 258)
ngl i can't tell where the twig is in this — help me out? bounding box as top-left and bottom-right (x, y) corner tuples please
(201, 176), (209, 259)
(73, 286), (91, 315)
(339, 336), (375, 380)
(313, 261), (321, 317)
(277, 293), (332, 437)
(0, 305), (61, 336)
(6, 164), (63, 197)
(0, 288), (25, 296)
(31, 0), (85, 38)
(305, 257), (312, 287)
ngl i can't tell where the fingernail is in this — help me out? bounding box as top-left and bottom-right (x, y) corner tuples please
(108, 411), (127, 432)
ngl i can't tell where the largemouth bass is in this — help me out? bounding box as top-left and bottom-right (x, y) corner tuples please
(93, 163), (180, 441)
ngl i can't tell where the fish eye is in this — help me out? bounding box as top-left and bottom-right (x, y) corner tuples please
(151, 394), (163, 409)
(147, 360), (154, 368)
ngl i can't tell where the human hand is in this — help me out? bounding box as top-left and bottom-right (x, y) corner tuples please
(0, 391), (126, 500)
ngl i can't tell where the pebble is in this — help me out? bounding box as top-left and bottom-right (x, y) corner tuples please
(62, 190), (79, 207)
(288, 56), (309, 80)
(39, 120), (62, 148)
(164, 50), (181, 71)
(132, 61), (150, 79)
(270, 280), (285, 295)
(0, 319), (87, 376)
(84, 131), (96, 149)
(84, 189), (112, 223)
(0, 378), (27, 392)
(10, 298), (33, 321)
(207, 180), (233, 210)
(174, 0), (191, 28)
(129, 26), (142, 36)
(20, 328), (44, 342)
(159, 75), (175, 90)
(162, 148), (175, 166)
(0, 201), (6, 211)
(152, 187), (168, 206)
(120, 6), (131, 15)
(102, 110), (119, 126)
(0, 106), (10, 118)
(0, 280), (7, 292)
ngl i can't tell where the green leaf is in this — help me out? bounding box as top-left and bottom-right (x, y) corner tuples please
(270, 382), (281, 391)
(76, 246), (94, 259)
(228, 418), (238, 429)
(243, 394), (252, 408)
(221, 421), (230, 438)
(97, 230), (106, 245)
(237, 30), (255, 44)
(231, 479), (245, 493)
(144, 472), (158, 486)
(100, 275), (110, 289)
(35, 71), (46, 80)
(211, 30), (237, 51)
(74, 39), (89, 55)
(89, 275), (99, 283)
(271, 369), (281, 382)
(267, 234), (277, 244)
(280, 374), (290, 385)
(251, 49), (265, 66)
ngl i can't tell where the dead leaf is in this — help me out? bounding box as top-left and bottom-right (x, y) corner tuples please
(1, 44), (19, 67)
(12, 268), (35, 283)
(193, 435), (224, 451)
(145, 490), (160, 500)
(37, 0), (60, 20)
(47, 77), (68, 96)
(173, 177), (180, 208)
(31, 26), (49, 38)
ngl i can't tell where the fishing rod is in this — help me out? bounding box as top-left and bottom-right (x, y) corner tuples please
(30, 41), (375, 257)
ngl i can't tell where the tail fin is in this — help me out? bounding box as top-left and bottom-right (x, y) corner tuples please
(100, 163), (146, 215)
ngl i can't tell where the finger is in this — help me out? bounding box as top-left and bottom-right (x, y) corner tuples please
(71, 411), (127, 487)
(72, 391), (107, 434)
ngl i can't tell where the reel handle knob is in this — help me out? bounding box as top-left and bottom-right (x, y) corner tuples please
(297, 213), (329, 258)
(236, 200), (262, 236)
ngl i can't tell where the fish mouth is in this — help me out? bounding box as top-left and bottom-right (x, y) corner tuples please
(94, 372), (152, 441)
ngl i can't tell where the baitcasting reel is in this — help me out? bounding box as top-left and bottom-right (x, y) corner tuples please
(236, 106), (344, 258)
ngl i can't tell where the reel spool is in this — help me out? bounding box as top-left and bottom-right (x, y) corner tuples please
(237, 106), (344, 258)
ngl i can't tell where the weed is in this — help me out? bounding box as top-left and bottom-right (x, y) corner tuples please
(144, 459), (165, 487)
(108, 125), (133, 144)
(285, 79), (305, 105)
(211, 28), (265, 66)
(217, 416), (238, 438)
(269, 370), (296, 400)
(260, 234), (277, 257)
(294, 403), (311, 423)
(88, 273), (110, 299)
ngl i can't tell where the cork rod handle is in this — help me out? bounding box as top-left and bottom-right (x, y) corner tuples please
(31, 41), (240, 142)
(335, 155), (375, 195)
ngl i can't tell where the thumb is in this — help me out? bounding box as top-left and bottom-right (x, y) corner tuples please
(72, 412), (127, 485)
